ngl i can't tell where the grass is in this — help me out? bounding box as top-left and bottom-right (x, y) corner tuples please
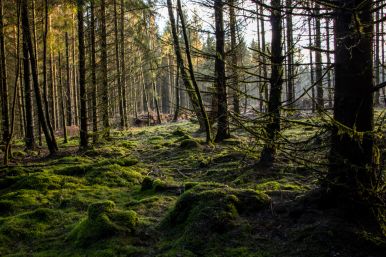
(0, 121), (384, 257)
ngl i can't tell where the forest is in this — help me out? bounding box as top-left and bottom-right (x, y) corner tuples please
(0, 0), (385, 256)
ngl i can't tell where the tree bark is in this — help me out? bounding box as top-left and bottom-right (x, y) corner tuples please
(327, 0), (377, 200)
(260, 0), (283, 165)
(214, 0), (230, 142)
(78, 0), (88, 149)
(21, 0), (57, 154)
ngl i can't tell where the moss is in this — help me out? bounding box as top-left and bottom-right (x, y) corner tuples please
(161, 183), (270, 254)
(255, 180), (305, 192)
(12, 150), (27, 158)
(10, 173), (62, 191)
(179, 139), (200, 149)
(141, 176), (154, 191)
(120, 141), (139, 149)
(86, 164), (143, 187)
(68, 201), (138, 246)
(172, 127), (188, 137)
(88, 201), (116, 219)
(56, 164), (90, 176)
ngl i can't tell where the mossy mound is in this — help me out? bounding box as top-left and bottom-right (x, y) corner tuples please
(172, 127), (188, 137)
(179, 139), (200, 149)
(68, 201), (138, 246)
(141, 177), (183, 194)
(86, 164), (143, 187)
(161, 183), (270, 254)
(9, 173), (63, 191)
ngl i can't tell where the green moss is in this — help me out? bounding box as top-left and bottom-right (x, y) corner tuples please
(141, 176), (154, 191)
(10, 173), (62, 191)
(161, 183), (270, 254)
(68, 201), (138, 246)
(86, 164), (142, 186)
(179, 139), (200, 149)
(172, 127), (188, 137)
(120, 141), (139, 149)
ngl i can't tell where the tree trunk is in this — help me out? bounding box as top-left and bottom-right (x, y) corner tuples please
(0, 0), (10, 145)
(78, 0), (88, 149)
(315, 3), (324, 109)
(90, 0), (98, 143)
(327, 0), (377, 201)
(286, 0), (294, 108)
(259, 0), (283, 165)
(214, 0), (230, 142)
(229, 0), (240, 114)
(21, 0), (57, 155)
(100, 0), (110, 138)
(22, 19), (35, 150)
(65, 32), (72, 126)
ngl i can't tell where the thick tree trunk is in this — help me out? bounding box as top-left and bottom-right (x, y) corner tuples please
(327, 0), (376, 200)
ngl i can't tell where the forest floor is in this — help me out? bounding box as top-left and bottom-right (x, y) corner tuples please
(0, 120), (385, 257)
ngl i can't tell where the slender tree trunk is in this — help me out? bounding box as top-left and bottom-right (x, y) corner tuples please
(0, 0), (10, 145)
(229, 0), (240, 114)
(90, 0), (98, 143)
(120, 0), (128, 126)
(4, 2), (21, 165)
(173, 66), (180, 121)
(260, 3), (268, 112)
(113, 0), (124, 128)
(23, 19), (35, 150)
(42, 0), (58, 150)
(176, 0), (211, 142)
(260, 0), (283, 165)
(214, 0), (229, 142)
(21, 0), (57, 154)
(286, 0), (294, 108)
(78, 0), (88, 149)
(100, 0), (110, 138)
(308, 15), (315, 112)
(315, 3), (324, 109)
(65, 32), (72, 126)
(58, 51), (67, 143)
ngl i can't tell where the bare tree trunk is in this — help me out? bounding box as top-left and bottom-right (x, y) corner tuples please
(78, 0), (88, 149)
(21, 0), (57, 154)
(90, 0), (98, 143)
(315, 3), (324, 109)
(214, 0), (229, 142)
(229, 0), (240, 114)
(260, 0), (283, 165)
(100, 0), (110, 138)
(0, 0), (10, 145)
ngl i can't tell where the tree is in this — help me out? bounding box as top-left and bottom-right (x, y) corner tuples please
(259, 0), (283, 165)
(100, 0), (110, 138)
(77, 0), (87, 149)
(327, 0), (377, 202)
(0, 0), (10, 145)
(21, 0), (58, 155)
(214, 0), (230, 142)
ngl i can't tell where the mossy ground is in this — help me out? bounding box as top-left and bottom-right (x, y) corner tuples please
(0, 121), (384, 256)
